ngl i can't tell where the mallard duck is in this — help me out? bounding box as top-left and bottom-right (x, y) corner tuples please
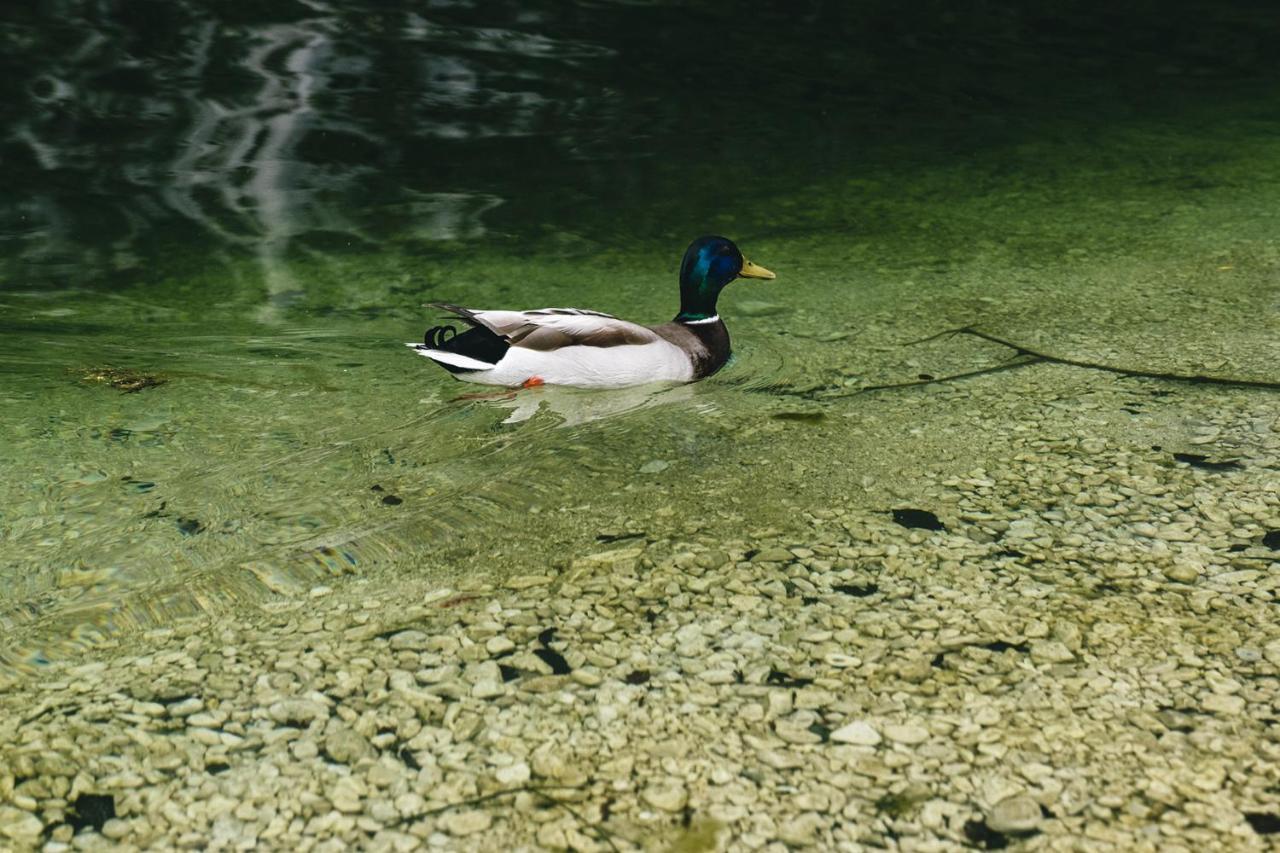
(406, 236), (775, 389)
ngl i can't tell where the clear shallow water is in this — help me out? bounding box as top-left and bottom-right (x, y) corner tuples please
(3, 1), (1280, 670)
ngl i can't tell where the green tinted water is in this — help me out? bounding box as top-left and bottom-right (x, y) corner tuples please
(2, 1), (1278, 671)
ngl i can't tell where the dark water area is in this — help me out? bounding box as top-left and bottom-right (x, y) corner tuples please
(3, 0), (1279, 286)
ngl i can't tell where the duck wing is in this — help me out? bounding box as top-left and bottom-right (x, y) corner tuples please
(428, 303), (660, 350)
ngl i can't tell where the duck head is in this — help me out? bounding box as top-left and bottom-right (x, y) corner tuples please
(675, 235), (775, 322)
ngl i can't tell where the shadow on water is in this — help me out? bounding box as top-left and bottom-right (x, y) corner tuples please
(2, 0), (1280, 669)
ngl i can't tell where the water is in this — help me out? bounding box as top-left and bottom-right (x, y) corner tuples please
(3, 1), (1279, 671)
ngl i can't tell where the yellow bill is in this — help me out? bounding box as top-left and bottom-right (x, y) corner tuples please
(739, 258), (776, 280)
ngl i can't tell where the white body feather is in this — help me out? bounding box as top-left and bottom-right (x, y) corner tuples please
(406, 307), (696, 389)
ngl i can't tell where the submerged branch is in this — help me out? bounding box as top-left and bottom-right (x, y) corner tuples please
(855, 355), (1043, 394)
(750, 325), (1279, 402)
(945, 326), (1280, 391)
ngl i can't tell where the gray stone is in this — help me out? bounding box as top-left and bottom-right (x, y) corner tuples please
(987, 796), (1043, 834)
(324, 726), (374, 764)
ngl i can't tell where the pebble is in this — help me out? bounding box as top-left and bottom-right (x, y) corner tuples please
(324, 727), (373, 764)
(331, 779), (363, 813)
(485, 636), (516, 655)
(1201, 694), (1245, 716)
(504, 575), (552, 590)
(642, 781), (688, 813)
(883, 724), (930, 745)
(1030, 640), (1076, 664)
(1, 383), (1276, 853)
(1265, 639), (1280, 666)
(495, 761), (531, 786)
(1164, 562), (1202, 583)
(267, 698), (328, 725)
(778, 811), (825, 845)
(830, 721), (882, 746)
(823, 653), (861, 668)
(987, 795), (1044, 834)
(0, 807), (43, 841)
(188, 727), (223, 746)
(440, 810), (492, 836)
(389, 630), (430, 651)
(472, 679), (505, 699)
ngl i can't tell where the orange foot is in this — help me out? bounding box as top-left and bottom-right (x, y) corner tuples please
(521, 376), (545, 388)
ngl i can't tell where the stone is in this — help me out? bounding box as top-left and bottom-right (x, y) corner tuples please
(390, 630), (430, 651)
(778, 812), (825, 845)
(987, 796), (1043, 834)
(642, 781), (688, 813)
(575, 547), (644, 567)
(267, 698), (328, 726)
(505, 575), (553, 590)
(1201, 694), (1245, 716)
(331, 778), (363, 813)
(1029, 641), (1075, 664)
(472, 680), (505, 699)
(0, 807), (43, 841)
(883, 724), (929, 745)
(186, 712), (224, 728)
(188, 727), (223, 746)
(367, 762), (400, 788)
(495, 762), (531, 786)
(291, 738), (319, 760)
(324, 726), (374, 764)
(830, 721), (882, 746)
(1265, 639), (1280, 666)
(440, 810), (492, 836)
(1164, 562), (1202, 583)
(485, 636), (516, 655)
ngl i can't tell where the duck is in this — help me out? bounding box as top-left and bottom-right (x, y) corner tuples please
(406, 236), (775, 389)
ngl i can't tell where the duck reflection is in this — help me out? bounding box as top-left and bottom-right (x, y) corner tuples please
(474, 381), (705, 427)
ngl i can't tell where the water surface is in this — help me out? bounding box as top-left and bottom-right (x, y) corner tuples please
(3, 0), (1279, 670)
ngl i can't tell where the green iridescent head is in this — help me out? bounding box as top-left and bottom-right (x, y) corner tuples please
(675, 236), (775, 322)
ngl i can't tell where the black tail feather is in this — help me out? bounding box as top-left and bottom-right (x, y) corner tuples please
(424, 325), (458, 348)
(420, 322), (509, 369)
